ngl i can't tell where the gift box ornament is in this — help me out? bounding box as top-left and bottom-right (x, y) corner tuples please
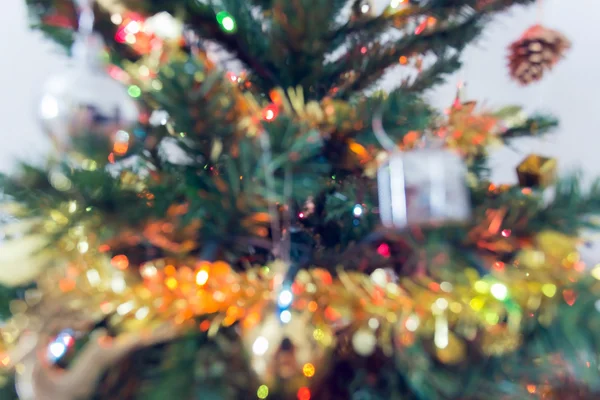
(378, 148), (471, 228)
(516, 154), (557, 188)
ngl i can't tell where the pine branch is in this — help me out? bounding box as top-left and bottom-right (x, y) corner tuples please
(330, 16), (483, 97)
(501, 113), (559, 140)
(400, 52), (463, 93)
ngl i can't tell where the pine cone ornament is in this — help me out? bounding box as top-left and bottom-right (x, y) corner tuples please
(508, 24), (571, 85)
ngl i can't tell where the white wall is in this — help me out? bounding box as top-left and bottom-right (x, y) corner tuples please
(1, 0), (599, 186)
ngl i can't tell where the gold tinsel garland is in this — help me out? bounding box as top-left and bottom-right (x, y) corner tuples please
(0, 200), (584, 373)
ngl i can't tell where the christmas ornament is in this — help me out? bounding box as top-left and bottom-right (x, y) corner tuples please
(377, 148), (471, 228)
(242, 310), (333, 394)
(373, 108), (471, 228)
(508, 24), (571, 85)
(38, 0), (139, 159)
(516, 154), (557, 188)
(439, 100), (501, 157)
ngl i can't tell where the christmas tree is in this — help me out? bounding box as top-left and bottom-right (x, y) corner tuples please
(0, 0), (597, 399)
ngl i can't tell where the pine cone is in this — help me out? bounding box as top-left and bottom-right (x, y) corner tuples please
(508, 24), (571, 85)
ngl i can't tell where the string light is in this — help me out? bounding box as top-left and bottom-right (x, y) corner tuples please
(302, 363), (315, 377)
(278, 288), (293, 308)
(216, 11), (237, 33)
(262, 104), (278, 121)
(128, 85), (142, 98)
(352, 204), (364, 218)
(297, 387), (311, 400)
(252, 336), (269, 356)
(279, 310), (292, 323)
(196, 270), (209, 286)
(257, 385), (269, 399)
(490, 283), (508, 300)
(377, 243), (391, 257)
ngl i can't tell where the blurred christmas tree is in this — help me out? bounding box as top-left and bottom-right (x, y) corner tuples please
(0, 0), (597, 399)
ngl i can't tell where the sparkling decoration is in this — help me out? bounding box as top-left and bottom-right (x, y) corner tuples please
(438, 97), (502, 158)
(242, 310), (333, 393)
(3, 0), (596, 397)
(377, 148), (471, 228)
(39, 2), (139, 160)
(516, 154), (557, 188)
(508, 24), (571, 85)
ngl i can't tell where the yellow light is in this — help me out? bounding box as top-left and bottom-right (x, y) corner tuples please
(165, 277), (178, 290)
(313, 328), (325, 341)
(485, 311), (499, 325)
(490, 283), (508, 300)
(474, 280), (489, 293)
(151, 80), (163, 91)
(449, 302), (462, 313)
(470, 297), (485, 311)
(566, 252), (580, 263)
(257, 385), (269, 399)
(541, 283), (557, 298)
(303, 363), (316, 378)
(196, 270), (209, 286)
(591, 264), (600, 280)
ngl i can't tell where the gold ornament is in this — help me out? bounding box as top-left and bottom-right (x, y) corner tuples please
(508, 24), (571, 85)
(516, 154), (557, 188)
(241, 310), (333, 393)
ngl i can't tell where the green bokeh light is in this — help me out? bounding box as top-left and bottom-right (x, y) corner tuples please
(216, 11), (237, 33)
(128, 85), (142, 98)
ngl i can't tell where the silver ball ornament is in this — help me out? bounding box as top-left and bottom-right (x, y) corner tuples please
(38, 34), (139, 154)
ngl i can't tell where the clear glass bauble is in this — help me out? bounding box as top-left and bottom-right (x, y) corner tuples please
(38, 34), (139, 154)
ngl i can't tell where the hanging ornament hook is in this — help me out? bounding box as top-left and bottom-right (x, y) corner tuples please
(75, 0), (95, 37)
(372, 108), (397, 152)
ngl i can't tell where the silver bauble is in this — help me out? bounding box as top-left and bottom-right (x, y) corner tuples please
(38, 34), (139, 153)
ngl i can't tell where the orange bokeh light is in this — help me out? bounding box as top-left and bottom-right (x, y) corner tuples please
(111, 254), (130, 270)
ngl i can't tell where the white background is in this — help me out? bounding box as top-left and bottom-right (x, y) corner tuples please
(0, 0), (599, 183)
